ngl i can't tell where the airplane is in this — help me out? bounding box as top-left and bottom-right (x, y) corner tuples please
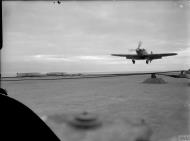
(53, 0), (61, 4)
(111, 41), (177, 64)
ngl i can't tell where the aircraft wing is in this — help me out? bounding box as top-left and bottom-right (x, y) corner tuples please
(146, 53), (177, 59)
(111, 54), (140, 59)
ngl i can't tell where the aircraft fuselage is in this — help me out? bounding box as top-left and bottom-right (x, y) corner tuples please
(136, 49), (148, 56)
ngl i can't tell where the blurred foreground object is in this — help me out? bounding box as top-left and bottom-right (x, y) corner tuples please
(66, 111), (102, 130)
(46, 111), (153, 141)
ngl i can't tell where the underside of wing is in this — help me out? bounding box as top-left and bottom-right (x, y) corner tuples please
(146, 53), (177, 59)
(111, 54), (140, 59)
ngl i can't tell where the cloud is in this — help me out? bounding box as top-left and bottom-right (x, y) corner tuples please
(31, 54), (126, 64)
(2, 1), (190, 74)
(76, 55), (110, 61)
(32, 55), (73, 62)
(177, 47), (190, 58)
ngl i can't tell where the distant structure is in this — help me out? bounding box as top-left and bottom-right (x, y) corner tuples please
(186, 69), (190, 74)
(46, 72), (83, 77)
(16, 72), (83, 77)
(46, 72), (69, 76)
(70, 73), (83, 76)
(16, 72), (42, 77)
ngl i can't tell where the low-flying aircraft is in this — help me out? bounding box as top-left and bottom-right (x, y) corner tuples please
(53, 0), (61, 4)
(111, 41), (177, 64)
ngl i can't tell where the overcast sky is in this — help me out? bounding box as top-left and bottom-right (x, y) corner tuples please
(1, 1), (190, 76)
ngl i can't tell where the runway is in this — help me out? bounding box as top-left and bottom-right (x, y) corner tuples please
(1, 75), (189, 141)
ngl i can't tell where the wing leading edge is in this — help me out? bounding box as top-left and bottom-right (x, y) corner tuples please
(111, 53), (177, 59)
(111, 54), (140, 59)
(145, 53), (177, 58)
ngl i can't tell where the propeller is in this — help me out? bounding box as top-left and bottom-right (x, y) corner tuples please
(128, 41), (142, 52)
(128, 49), (136, 52)
(137, 41), (142, 49)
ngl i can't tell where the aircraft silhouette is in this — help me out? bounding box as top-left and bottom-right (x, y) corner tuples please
(111, 41), (177, 64)
(53, 0), (61, 4)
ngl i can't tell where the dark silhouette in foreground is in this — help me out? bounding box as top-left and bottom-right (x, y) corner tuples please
(0, 88), (8, 96)
(0, 93), (60, 140)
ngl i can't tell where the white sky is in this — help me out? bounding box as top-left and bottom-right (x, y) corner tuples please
(1, 1), (190, 76)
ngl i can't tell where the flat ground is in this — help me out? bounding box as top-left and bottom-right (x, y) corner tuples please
(2, 75), (190, 140)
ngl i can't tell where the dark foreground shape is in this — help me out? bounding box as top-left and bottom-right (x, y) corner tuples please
(0, 94), (60, 140)
(0, 88), (8, 95)
(143, 74), (166, 84)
